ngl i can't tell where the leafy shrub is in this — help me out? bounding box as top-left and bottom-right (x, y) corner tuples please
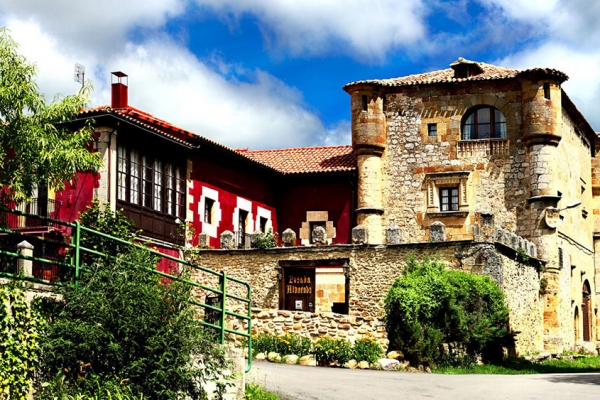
(353, 335), (384, 364)
(252, 333), (280, 355)
(39, 374), (144, 400)
(251, 332), (311, 357)
(37, 202), (229, 399)
(436, 352), (476, 369)
(246, 383), (280, 400)
(78, 199), (139, 257)
(276, 333), (312, 357)
(313, 336), (353, 366)
(384, 255), (514, 367)
(0, 281), (45, 399)
(251, 229), (279, 249)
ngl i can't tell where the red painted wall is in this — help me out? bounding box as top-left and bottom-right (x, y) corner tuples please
(277, 179), (353, 245)
(54, 171), (99, 223)
(188, 153), (279, 248)
(155, 246), (180, 275)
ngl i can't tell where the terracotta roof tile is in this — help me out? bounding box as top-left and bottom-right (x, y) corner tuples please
(80, 105), (253, 155)
(344, 58), (568, 90)
(79, 106), (353, 174)
(237, 145), (356, 174)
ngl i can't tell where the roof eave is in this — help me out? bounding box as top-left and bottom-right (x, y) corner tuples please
(75, 110), (196, 150)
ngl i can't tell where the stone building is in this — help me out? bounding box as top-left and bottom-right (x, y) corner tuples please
(343, 57), (598, 352)
(4, 59), (599, 355)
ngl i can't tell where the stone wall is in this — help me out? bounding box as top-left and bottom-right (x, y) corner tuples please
(188, 239), (544, 354)
(250, 309), (388, 349)
(381, 80), (527, 242)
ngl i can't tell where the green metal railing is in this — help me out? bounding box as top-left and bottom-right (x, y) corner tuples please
(0, 206), (253, 372)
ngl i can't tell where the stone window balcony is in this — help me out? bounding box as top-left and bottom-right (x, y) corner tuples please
(457, 138), (509, 158)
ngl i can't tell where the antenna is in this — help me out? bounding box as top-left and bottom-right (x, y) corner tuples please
(74, 63), (85, 87)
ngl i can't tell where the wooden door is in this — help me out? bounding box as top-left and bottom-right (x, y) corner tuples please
(283, 267), (315, 313)
(582, 281), (591, 342)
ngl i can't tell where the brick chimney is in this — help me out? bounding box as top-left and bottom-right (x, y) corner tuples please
(111, 71), (128, 109)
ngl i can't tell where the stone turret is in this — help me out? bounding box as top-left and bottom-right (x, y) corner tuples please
(348, 86), (387, 244)
(520, 71), (570, 349)
(521, 70), (567, 198)
(519, 71), (568, 260)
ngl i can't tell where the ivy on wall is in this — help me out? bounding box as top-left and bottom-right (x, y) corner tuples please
(0, 281), (45, 400)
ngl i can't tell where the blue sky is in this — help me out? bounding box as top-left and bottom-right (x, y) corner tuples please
(1, 0), (599, 149)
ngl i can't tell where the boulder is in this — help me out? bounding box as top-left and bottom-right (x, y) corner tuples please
(357, 361), (370, 369)
(299, 355), (316, 366)
(379, 358), (399, 371)
(387, 350), (404, 360)
(284, 354), (299, 365)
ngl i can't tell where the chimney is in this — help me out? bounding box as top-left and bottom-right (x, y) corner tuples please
(111, 71), (128, 109)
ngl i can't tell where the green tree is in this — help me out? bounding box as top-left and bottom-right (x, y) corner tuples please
(37, 203), (229, 399)
(384, 256), (514, 367)
(0, 28), (102, 202)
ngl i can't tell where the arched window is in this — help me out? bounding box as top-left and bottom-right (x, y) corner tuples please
(462, 106), (506, 140)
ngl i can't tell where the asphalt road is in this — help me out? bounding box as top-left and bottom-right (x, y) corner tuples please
(246, 361), (600, 400)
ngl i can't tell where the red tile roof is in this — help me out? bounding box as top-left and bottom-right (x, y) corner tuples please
(80, 105), (196, 148)
(79, 106), (356, 175)
(344, 58), (568, 90)
(237, 145), (356, 174)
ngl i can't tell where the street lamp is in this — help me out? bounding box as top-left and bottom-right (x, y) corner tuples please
(544, 200), (582, 229)
(556, 200), (582, 212)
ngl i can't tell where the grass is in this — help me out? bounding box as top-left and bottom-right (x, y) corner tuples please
(434, 355), (600, 375)
(245, 383), (282, 400)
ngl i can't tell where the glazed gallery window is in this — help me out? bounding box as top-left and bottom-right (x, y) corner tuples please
(462, 106), (506, 140)
(439, 187), (459, 211)
(117, 145), (185, 218)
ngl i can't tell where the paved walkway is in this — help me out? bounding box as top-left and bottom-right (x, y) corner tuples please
(247, 361), (600, 400)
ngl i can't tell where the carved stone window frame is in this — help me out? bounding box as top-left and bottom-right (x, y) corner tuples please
(425, 171), (469, 217)
(299, 211), (336, 246)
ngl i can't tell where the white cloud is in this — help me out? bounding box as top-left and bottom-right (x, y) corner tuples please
(479, 0), (600, 48)
(194, 0), (427, 60)
(108, 39), (324, 149)
(478, 0), (560, 21)
(0, 0), (186, 53)
(316, 120), (352, 147)
(0, 17), (329, 149)
(475, 0), (600, 130)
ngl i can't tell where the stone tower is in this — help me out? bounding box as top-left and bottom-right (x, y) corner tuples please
(520, 70), (567, 258)
(519, 70), (575, 350)
(348, 86), (387, 244)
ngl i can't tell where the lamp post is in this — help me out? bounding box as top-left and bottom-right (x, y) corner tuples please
(544, 200), (582, 229)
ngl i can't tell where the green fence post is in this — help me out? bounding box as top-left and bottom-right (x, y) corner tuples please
(247, 284), (253, 373)
(219, 271), (227, 345)
(74, 220), (81, 289)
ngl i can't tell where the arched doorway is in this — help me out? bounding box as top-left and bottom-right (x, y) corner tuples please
(582, 281), (592, 342)
(574, 306), (580, 345)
